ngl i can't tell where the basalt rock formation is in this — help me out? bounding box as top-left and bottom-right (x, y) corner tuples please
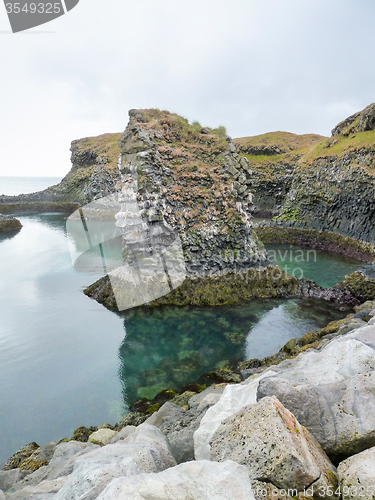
(233, 132), (324, 216)
(115, 108), (267, 277)
(274, 103), (375, 243)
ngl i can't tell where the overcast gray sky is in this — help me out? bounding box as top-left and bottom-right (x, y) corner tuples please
(1, 0), (374, 177)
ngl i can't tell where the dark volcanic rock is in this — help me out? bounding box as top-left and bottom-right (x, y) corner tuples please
(0, 214), (22, 232)
(332, 103), (375, 136)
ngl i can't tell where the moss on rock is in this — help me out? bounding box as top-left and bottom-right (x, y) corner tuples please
(255, 226), (375, 262)
(0, 214), (22, 232)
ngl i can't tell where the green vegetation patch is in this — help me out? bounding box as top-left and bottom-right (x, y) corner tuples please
(303, 129), (375, 167)
(234, 131), (325, 153)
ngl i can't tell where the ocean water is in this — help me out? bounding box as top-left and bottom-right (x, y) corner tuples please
(0, 176), (63, 196)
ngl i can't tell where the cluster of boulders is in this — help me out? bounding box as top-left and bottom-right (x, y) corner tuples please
(2, 302), (375, 499)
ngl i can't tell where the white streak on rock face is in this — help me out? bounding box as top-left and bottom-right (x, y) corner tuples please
(96, 460), (255, 500)
(193, 370), (277, 460)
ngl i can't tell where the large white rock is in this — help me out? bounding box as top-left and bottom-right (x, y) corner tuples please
(54, 424), (176, 500)
(337, 446), (375, 500)
(88, 428), (117, 445)
(96, 460), (255, 500)
(6, 477), (66, 500)
(11, 441), (99, 490)
(257, 327), (375, 462)
(194, 370), (277, 460)
(210, 396), (338, 497)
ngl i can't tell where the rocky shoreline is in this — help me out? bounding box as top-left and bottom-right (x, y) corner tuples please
(2, 300), (375, 499)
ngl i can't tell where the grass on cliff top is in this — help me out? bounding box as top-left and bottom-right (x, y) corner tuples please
(72, 133), (122, 168)
(302, 129), (375, 166)
(234, 131), (325, 153)
(234, 132), (326, 174)
(136, 108), (227, 147)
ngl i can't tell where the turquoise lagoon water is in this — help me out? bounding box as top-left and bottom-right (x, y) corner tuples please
(265, 244), (363, 288)
(0, 213), (363, 466)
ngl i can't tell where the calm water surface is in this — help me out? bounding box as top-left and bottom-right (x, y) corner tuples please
(0, 214), (358, 466)
(266, 244), (363, 288)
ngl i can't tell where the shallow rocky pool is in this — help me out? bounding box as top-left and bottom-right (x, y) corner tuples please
(0, 213), (361, 466)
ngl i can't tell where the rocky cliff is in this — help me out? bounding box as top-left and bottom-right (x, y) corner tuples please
(0, 133), (122, 207)
(274, 104), (375, 242)
(233, 132), (324, 216)
(114, 108), (267, 276)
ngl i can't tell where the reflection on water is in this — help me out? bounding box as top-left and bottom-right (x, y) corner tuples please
(0, 228), (22, 242)
(266, 244), (363, 288)
(0, 213), (125, 467)
(117, 298), (345, 405)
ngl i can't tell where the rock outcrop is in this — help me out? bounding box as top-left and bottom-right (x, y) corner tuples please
(0, 214), (22, 232)
(331, 103), (375, 136)
(116, 108), (267, 276)
(273, 104), (375, 243)
(234, 132), (324, 215)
